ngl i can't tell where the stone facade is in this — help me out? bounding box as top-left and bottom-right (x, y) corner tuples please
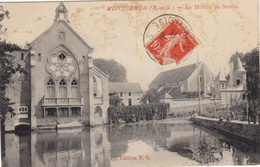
(191, 117), (260, 143)
(108, 82), (143, 106)
(5, 2), (109, 130)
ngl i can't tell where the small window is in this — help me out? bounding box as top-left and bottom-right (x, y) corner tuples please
(129, 92), (131, 96)
(18, 106), (28, 113)
(128, 99), (132, 106)
(94, 93), (97, 97)
(200, 77), (202, 82)
(38, 53), (41, 61)
(21, 53), (24, 60)
(120, 93), (123, 97)
(236, 79), (241, 86)
(216, 83), (219, 88)
(59, 53), (66, 60)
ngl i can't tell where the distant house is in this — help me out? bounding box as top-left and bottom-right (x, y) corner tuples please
(149, 62), (216, 99)
(108, 82), (143, 106)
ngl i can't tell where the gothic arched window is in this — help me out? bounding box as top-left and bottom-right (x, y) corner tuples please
(58, 78), (67, 98)
(46, 78), (55, 98)
(71, 78), (79, 98)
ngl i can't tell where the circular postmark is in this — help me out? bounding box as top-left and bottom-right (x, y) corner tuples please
(143, 14), (199, 65)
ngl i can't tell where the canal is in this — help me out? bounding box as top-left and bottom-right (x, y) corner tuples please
(2, 118), (260, 166)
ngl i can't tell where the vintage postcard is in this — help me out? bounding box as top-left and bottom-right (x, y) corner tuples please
(0, 0), (259, 166)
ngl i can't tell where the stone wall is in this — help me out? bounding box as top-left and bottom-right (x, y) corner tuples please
(191, 117), (260, 143)
(162, 98), (221, 114)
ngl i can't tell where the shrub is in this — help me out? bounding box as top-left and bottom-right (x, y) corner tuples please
(108, 102), (170, 124)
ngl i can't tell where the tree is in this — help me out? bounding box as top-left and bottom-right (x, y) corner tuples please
(93, 58), (127, 82)
(141, 89), (161, 104)
(0, 6), (22, 130)
(241, 48), (259, 101)
(0, 6), (23, 164)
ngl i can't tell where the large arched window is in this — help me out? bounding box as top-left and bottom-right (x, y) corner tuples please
(46, 78), (55, 98)
(58, 78), (67, 98)
(71, 78), (79, 98)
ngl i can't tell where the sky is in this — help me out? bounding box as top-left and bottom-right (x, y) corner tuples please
(1, 0), (259, 90)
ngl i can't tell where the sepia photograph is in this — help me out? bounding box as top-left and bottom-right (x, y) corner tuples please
(0, 0), (259, 166)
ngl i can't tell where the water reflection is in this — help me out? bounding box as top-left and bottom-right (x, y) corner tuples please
(2, 120), (260, 166)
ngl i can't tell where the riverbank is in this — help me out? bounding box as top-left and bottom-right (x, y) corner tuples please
(191, 116), (260, 143)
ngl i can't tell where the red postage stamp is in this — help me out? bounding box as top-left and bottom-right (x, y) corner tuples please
(144, 18), (199, 65)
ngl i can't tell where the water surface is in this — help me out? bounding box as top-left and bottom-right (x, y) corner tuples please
(2, 118), (260, 167)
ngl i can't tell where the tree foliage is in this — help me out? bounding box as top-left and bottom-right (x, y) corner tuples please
(0, 6), (9, 35)
(141, 88), (161, 104)
(108, 102), (170, 124)
(242, 48), (259, 101)
(0, 6), (21, 122)
(0, 42), (21, 119)
(93, 58), (127, 82)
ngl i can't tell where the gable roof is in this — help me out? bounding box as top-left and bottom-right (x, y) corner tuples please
(93, 65), (109, 78)
(29, 20), (93, 52)
(108, 82), (143, 93)
(56, 2), (68, 12)
(149, 63), (197, 89)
